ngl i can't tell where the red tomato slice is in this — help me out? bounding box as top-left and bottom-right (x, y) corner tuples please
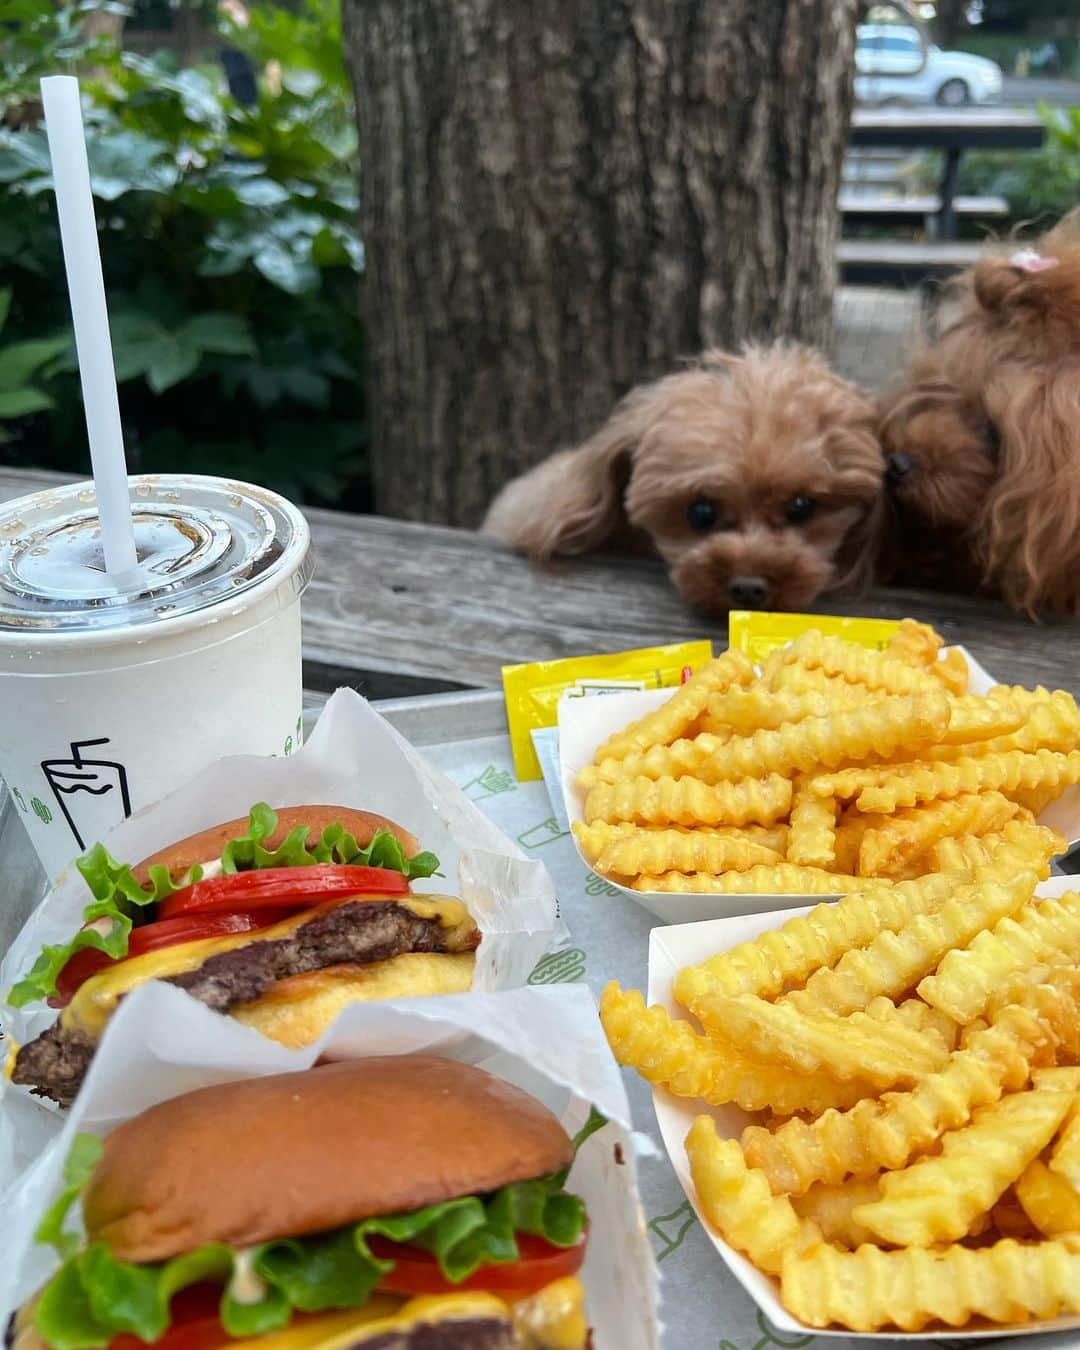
(371, 1232), (587, 1298)
(51, 910), (291, 1008)
(108, 1284), (225, 1350)
(159, 865), (409, 921)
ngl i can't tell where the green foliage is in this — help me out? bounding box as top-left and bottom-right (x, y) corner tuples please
(951, 104), (1080, 232)
(0, 288), (71, 435)
(0, 0), (367, 508)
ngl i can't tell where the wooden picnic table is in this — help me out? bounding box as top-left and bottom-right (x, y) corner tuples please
(1, 466), (1078, 700)
(849, 108), (1045, 239)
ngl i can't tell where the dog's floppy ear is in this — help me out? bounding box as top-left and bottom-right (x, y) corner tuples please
(822, 387), (887, 597)
(482, 387), (652, 560)
(980, 368), (1080, 618)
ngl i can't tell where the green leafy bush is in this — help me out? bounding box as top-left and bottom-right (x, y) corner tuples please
(0, 0), (367, 508)
(944, 104), (1080, 236)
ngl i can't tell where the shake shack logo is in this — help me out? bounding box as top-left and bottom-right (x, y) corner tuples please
(40, 738), (131, 849)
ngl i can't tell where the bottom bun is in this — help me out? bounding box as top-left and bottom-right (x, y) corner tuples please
(228, 953), (477, 1048)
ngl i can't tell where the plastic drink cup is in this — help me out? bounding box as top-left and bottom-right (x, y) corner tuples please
(0, 473), (313, 879)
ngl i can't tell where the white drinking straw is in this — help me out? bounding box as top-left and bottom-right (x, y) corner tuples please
(41, 75), (138, 578)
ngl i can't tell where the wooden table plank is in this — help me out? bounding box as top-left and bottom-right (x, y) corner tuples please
(850, 108), (1045, 151)
(1, 467), (1077, 697)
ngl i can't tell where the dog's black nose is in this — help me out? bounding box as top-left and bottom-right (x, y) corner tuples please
(729, 575), (770, 608)
(886, 452), (914, 485)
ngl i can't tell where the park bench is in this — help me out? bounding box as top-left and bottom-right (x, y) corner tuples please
(842, 108), (1044, 290)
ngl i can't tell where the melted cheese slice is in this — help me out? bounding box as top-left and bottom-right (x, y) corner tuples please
(242, 1281), (588, 1350)
(15, 1281), (587, 1350)
(229, 1293), (509, 1349)
(62, 896), (474, 1039)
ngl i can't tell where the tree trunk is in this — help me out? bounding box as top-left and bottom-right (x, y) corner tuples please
(343, 0), (861, 527)
(932, 0), (969, 49)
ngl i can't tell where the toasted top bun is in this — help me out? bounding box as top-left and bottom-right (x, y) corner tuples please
(83, 1057), (572, 1262)
(133, 806), (421, 885)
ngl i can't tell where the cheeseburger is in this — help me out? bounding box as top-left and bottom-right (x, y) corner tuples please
(8, 805), (479, 1106)
(12, 1058), (596, 1350)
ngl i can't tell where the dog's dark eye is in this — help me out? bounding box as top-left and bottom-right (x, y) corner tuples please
(784, 494), (816, 524)
(686, 498), (719, 532)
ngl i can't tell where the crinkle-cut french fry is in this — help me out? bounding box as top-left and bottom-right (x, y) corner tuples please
(767, 661), (873, 698)
(577, 731), (732, 788)
(705, 683), (866, 736)
(780, 1237), (1080, 1332)
(888, 618), (943, 669)
(807, 764), (890, 800)
(592, 650), (754, 762)
(929, 821), (1066, 880)
(599, 984), (874, 1115)
(1050, 1105), (1080, 1193)
(688, 692), (950, 786)
(932, 644), (970, 695)
(686, 1116), (812, 1275)
(701, 996), (949, 1088)
(741, 1001), (1054, 1195)
(985, 967), (1080, 1063)
(788, 777), (837, 869)
(833, 809), (889, 875)
(852, 1078), (1077, 1246)
(855, 748), (1080, 814)
(784, 869), (1037, 1017)
(865, 995), (959, 1053)
(1016, 1159), (1080, 1237)
(575, 818), (789, 847)
(779, 629), (945, 695)
(634, 865), (870, 895)
(673, 871), (954, 1014)
(791, 1178), (883, 1249)
(858, 790), (1019, 878)
(926, 688), (1080, 761)
(583, 772), (792, 828)
(572, 820), (781, 878)
(918, 892), (1080, 1024)
(940, 694), (1027, 745)
(1012, 784), (1065, 815)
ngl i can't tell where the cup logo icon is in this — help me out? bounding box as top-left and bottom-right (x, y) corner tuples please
(40, 738), (132, 850)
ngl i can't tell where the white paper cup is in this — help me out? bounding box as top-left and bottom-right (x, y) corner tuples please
(0, 474), (312, 878)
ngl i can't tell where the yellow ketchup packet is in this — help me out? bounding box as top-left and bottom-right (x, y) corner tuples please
(728, 610), (902, 664)
(502, 641), (714, 780)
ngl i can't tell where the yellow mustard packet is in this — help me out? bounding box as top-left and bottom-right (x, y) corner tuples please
(502, 640), (714, 781)
(728, 609), (902, 664)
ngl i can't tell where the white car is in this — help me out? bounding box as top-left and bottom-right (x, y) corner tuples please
(855, 24), (1003, 106)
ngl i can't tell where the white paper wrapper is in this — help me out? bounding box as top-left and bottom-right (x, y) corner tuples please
(0, 982), (660, 1350)
(646, 874), (1080, 1342)
(560, 648), (1080, 923)
(0, 689), (563, 1182)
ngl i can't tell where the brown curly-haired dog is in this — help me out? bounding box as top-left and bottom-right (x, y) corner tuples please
(483, 344), (884, 616)
(879, 212), (1080, 617)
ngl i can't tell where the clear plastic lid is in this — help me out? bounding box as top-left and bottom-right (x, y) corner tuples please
(0, 474), (312, 633)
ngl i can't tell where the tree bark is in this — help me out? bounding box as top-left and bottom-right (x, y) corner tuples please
(343, 0), (861, 527)
(932, 0), (969, 49)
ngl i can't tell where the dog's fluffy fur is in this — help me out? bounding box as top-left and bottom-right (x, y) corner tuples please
(483, 344), (884, 615)
(879, 211), (1080, 617)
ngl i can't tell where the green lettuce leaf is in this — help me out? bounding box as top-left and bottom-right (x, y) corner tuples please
(8, 805), (440, 1007)
(34, 1116), (602, 1350)
(35, 1134), (104, 1259)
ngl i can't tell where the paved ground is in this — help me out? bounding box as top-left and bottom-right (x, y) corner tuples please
(1001, 75), (1080, 106)
(834, 285), (923, 393)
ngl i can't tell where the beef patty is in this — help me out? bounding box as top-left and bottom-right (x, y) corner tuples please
(358, 1318), (515, 1349)
(12, 901), (478, 1108)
